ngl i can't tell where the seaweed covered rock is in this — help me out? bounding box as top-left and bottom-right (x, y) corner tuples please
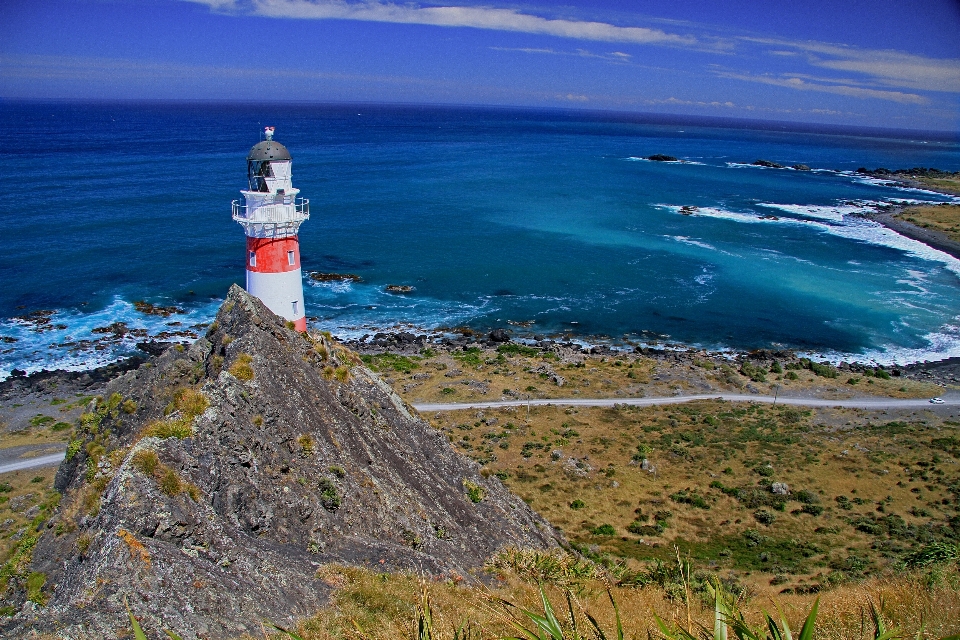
(6, 285), (559, 639)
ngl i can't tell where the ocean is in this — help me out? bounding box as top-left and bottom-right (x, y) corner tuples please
(2, 101), (959, 378)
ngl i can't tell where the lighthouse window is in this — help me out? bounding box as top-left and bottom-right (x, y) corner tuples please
(292, 301), (299, 315)
(249, 251), (256, 267)
(287, 250), (295, 265)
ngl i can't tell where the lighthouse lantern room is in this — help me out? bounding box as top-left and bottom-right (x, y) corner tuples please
(232, 127), (310, 331)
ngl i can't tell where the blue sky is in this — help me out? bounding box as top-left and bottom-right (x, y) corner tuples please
(2, 0), (959, 131)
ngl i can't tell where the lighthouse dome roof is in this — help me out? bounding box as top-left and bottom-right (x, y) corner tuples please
(247, 140), (292, 161)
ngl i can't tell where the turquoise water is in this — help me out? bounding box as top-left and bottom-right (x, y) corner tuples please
(1, 102), (959, 376)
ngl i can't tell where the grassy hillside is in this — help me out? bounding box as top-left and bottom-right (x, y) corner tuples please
(427, 401), (959, 595)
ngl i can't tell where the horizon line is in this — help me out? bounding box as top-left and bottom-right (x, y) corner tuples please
(2, 96), (958, 140)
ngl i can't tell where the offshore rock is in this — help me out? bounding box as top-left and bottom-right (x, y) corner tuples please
(7, 285), (558, 639)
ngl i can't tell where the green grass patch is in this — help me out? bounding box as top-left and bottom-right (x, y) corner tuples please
(360, 353), (421, 373)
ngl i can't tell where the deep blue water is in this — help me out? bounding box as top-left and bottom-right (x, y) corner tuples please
(2, 101), (959, 377)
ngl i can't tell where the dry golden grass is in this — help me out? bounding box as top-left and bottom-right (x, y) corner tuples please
(373, 349), (945, 406)
(238, 563), (960, 640)
(899, 204), (960, 244)
(424, 401), (960, 598)
(916, 175), (960, 196)
(0, 467), (57, 562)
(0, 428), (72, 449)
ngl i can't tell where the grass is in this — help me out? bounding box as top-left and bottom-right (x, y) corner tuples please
(899, 204), (960, 244)
(0, 467), (60, 604)
(425, 400), (960, 597)
(229, 353), (255, 381)
(373, 348), (942, 405)
(204, 558), (960, 639)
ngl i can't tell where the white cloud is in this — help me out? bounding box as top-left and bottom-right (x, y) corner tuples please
(490, 46), (634, 63)
(186, 0), (707, 48)
(715, 70), (928, 105)
(741, 36), (960, 93)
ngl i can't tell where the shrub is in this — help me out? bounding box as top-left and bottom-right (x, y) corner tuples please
(120, 399), (138, 414)
(497, 343), (539, 357)
(739, 362), (767, 383)
(463, 480), (485, 503)
(29, 415), (55, 428)
(228, 353), (254, 381)
(875, 368), (891, 380)
(569, 499), (585, 510)
(65, 439), (82, 461)
(334, 366), (351, 383)
(590, 523), (616, 536)
(800, 358), (839, 378)
(754, 509), (777, 525)
(670, 488), (710, 509)
(319, 478), (342, 511)
(329, 465), (346, 479)
(298, 434), (315, 453)
(801, 504), (824, 516)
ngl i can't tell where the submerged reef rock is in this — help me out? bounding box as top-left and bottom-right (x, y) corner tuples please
(7, 285), (558, 639)
(385, 284), (414, 294)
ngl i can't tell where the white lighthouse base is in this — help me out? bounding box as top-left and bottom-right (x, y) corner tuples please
(246, 269), (307, 331)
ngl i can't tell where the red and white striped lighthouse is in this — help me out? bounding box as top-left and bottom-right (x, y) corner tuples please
(232, 127), (310, 331)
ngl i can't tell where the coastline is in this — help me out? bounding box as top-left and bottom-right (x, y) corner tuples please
(864, 205), (960, 261)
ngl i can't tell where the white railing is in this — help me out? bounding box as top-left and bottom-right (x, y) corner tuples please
(232, 197), (309, 223)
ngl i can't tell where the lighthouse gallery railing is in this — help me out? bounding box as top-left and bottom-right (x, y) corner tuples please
(231, 197), (310, 223)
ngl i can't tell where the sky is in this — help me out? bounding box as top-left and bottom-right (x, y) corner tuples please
(1, 0), (959, 131)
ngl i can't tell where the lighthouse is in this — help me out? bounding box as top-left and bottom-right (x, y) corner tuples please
(232, 127), (310, 331)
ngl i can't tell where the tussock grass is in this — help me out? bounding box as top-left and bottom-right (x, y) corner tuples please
(234, 562), (959, 639)
(229, 353), (255, 381)
(131, 447), (200, 501)
(144, 387), (209, 439)
(427, 401), (960, 597)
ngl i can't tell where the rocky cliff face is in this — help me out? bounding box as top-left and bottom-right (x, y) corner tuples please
(7, 286), (559, 639)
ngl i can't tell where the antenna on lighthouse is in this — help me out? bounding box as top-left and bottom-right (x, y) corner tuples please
(231, 129), (310, 331)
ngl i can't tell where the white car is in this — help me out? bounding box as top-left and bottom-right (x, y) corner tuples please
(929, 397), (945, 404)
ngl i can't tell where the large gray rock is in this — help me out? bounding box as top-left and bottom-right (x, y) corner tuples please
(7, 285), (558, 639)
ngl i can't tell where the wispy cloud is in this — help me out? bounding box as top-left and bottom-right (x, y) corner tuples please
(0, 53), (437, 87)
(184, 1), (958, 99)
(741, 36), (960, 93)
(490, 46), (632, 63)
(714, 69), (929, 104)
(186, 0), (714, 49)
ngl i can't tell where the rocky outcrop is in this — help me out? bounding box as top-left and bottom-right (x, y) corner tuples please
(7, 285), (558, 639)
(752, 159), (784, 169)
